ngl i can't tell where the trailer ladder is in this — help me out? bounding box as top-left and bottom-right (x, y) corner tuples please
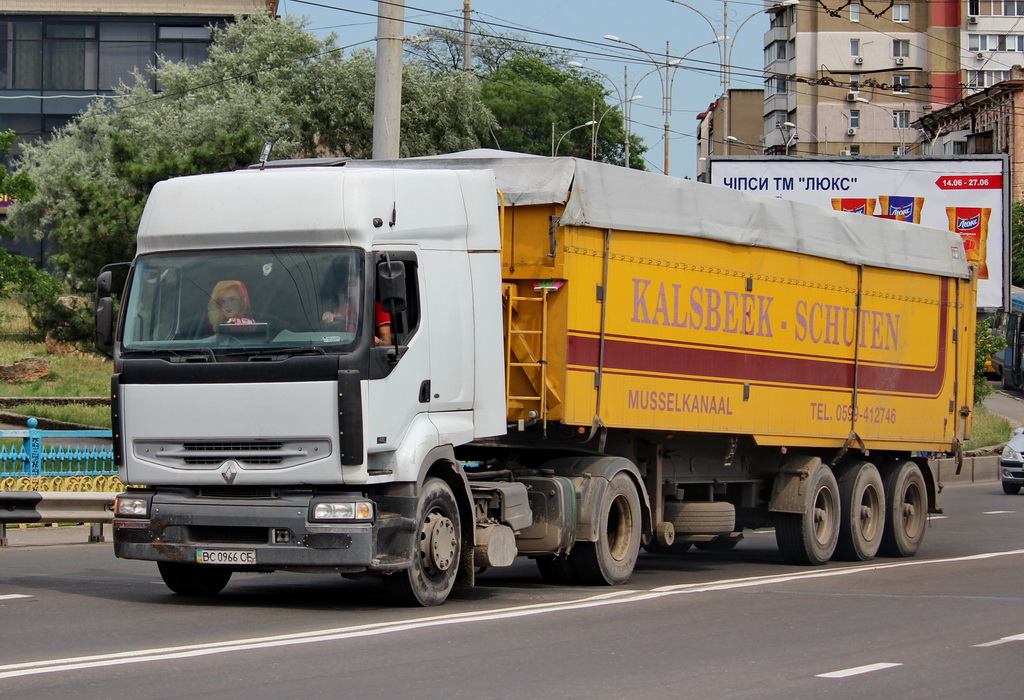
(504, 283), (561, 431)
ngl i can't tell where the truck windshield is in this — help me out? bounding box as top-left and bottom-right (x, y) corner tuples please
(120, 248), (366, 353)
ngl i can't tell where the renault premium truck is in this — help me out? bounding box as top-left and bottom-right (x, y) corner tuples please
(98, 152), (976, 606)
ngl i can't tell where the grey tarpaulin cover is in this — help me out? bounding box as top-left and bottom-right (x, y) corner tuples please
(358, 149), (969, 280)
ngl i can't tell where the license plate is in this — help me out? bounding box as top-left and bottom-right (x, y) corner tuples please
(195, 548), (256, 565)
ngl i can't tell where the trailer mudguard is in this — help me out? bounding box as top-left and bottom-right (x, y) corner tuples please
(541, 455), (651, 542)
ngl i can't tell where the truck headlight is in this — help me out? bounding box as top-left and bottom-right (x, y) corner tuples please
(114, 496), (149, 517)
(311, 501), (374, 521)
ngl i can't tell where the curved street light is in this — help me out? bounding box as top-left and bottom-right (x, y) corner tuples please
(593, 95), (642, 162)
(604, 35), (722, 174)
(554, 120), (597, 157)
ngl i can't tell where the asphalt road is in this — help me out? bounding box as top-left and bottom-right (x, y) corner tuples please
(1, 482), (1021, 699)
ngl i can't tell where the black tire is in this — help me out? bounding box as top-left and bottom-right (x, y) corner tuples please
(565, 472), (641, 586)
(774, 462), (840, 565)
(157, 562), (232, 597)
(1003, 482), (1022, 495)
(833, 461), (885, 561)
(878, 461), (928, 557)
(663, 501), (735, 534)
(694, 535), (743, 552)
(384, 478), (461, 607)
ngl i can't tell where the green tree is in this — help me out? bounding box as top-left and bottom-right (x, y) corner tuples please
(976, 316), (1006, 404)
(1010, 200), (1024, 288)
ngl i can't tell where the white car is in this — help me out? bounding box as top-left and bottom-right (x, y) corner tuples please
(1000, 428), (1024, 494)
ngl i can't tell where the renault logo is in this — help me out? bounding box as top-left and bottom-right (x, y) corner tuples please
(220, 460), (239, 484)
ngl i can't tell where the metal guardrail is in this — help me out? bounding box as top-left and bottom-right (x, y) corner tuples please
(0, 417), (117, 546)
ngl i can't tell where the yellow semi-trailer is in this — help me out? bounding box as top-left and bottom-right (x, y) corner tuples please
(100, 152), (975, 605)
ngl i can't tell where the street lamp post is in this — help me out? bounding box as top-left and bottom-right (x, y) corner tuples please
(604, 35), (721, 174)
(666, 0), (799, 153)
(553, 120), (597, 157)
(592, 95), (642, 162)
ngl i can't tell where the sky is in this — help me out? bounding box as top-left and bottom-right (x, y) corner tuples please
(275, 0), (769, 178)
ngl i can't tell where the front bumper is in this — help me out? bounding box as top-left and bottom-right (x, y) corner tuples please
(113, 488), (416, 572)
(1000, 461), (1024, 485)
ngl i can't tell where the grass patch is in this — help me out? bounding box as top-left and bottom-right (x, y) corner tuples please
(3, 403), (111, 428)
(965, 405), (1011, 451)
(0, 298), (111, 427)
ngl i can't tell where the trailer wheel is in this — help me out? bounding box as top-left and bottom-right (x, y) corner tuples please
(157, 562), (232, 597)
(774, 462), (840, 565)
(384, 478), (461, 606)
(833, 461), (885, 561)
(878, 461), (928, 557)
(566, 472), (641, 585)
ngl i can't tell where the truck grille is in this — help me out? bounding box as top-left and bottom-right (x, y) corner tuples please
(195, 487), (278, 499)
(192, 526), (268, 544)
(182, 441), (285, 465)
(133, 438), (332, 470)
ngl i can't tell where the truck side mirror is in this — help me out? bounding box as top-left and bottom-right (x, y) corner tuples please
(95, 296), (114, 353)
(97, 270), (112, 296)
(377, 260), (407, 314)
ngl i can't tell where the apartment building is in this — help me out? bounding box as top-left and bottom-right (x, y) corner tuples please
(0, 1), (277, 145)
(759, 0), (964, 157)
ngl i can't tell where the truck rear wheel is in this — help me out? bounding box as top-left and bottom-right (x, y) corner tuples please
(878, 461), (927, 557)
(774, 462), (840, 565)
(384, 478), (461, 606)
(834, 461), (885, 561)
(157, 561), (232, 597)
(565, 472), (641, 585)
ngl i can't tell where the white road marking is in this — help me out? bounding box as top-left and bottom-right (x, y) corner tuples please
(974, 632), (1024, 647)
(983, 510), (1016, 515)
(817, 662), (902, 678)
(930, 515), (949, 520)
(1, 548), (1023, 681)
(0, 594), (32, 601)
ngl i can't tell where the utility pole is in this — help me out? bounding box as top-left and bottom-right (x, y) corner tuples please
(663, 41), (671, 175)
(623, 66), (630, 168)
(463, 1), (473, 71)
(373, 0), (405, 159)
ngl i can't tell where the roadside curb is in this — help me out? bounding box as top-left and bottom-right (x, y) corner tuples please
(933, 455), (999, 485)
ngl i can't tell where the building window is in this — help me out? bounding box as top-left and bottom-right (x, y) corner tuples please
(968, 69), (1011, 87)
(1003, 0), (1024, 16)
(893, 4), (910, 21)
(850, 3), (861, 21)
(893, 145), (910, 155)
(893, 110), (910, 128)
(851, 38), (861, 56)
(99, 23), (155, 90)
(893, 74), (909, 93)
(776, 77), (788, 93)
(850, 110), (861, 128)
(44, 24), (97, 90)
(892, 39), (910, 57)
(952, 141), (968, 154)
(849, 73), (860, 91)
(850, 145), (861, 155)
(1009, 35), (1024, 51)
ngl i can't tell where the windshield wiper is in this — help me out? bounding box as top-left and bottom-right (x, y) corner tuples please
(122, 348), (217, 362)
(227, 346), (328, 359)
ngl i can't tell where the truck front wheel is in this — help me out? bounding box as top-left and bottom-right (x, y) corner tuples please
(566, 472), (641, 585)
(384, 478), (461, 606)
(157, 562), (232, 597)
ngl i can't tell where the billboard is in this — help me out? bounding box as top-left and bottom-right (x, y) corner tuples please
(709, 156), (1009, 309)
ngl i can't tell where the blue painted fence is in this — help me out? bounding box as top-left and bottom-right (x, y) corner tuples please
(0, 417), (115, 478)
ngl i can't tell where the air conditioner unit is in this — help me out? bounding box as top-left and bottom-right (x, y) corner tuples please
(847, 127), (858, 136)
(969, 15), (978, 23)
(854, 56), (864, 64)
(976, 51), (985, 59)
(895, 57), (906, 65)
(846, 92), (858, 101)
(839, 149), (852, 156)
